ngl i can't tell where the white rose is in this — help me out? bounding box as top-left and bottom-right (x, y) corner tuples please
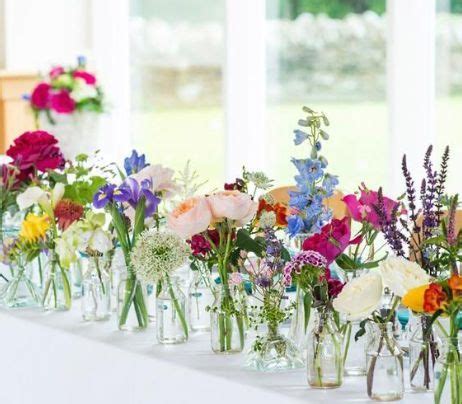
(379, 256), (430, 297)
(333, 272), (383, 321)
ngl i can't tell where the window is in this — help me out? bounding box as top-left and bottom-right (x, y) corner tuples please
(129, 0), (225, 188)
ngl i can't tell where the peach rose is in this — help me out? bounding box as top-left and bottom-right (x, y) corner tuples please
(167, 196), (212, 239)
(207, 190), (257, 225)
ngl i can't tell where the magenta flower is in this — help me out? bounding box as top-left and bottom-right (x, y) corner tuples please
(50, 90), (76, 114)
(343, 184), (400, 229)
(30, 83), (51, 109)
(73, 70), (97, 85)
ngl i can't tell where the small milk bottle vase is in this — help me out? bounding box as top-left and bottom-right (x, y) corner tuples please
(188, 270), (214, 331)
(3, 259), (41, 308)
(81, 254), (111, 321)
(434, 335), (462, 404)
(156, 275), (188, 344)
(42, 250), (72, 311)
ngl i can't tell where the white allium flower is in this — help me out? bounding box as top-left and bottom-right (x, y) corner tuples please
(259, 210), (276, 229)
(131, 229), (189, 283)
(246, 171), (273, 190)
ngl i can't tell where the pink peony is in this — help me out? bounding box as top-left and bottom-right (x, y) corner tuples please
(343, 185), (400, 229)
(207, 190), (257, 225)
(50, 90), (76, 114)
(49, 66), (64, 79)
(30, 83), (51, 109)
(73, 70), (96, 85)
(302, 217), (361, 265)
(167, 196), (212, 239)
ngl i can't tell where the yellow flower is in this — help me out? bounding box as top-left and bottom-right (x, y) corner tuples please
(19, 213), (50, 242)
(402, 284), (429, 313)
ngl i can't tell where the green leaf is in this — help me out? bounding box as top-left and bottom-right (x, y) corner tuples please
(303, 292), (312, 332)
(235, 228), (264, 256)
(131, 196), (146, 246)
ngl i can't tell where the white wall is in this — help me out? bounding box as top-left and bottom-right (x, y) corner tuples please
(3, 0), (91, 70)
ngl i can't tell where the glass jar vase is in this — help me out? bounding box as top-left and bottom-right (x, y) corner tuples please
(434, 336), (462, 404)
(246, 322), (304, 371)
(81, 255), (111, 321)
(117, 274), (148, 331)
(210, 285), (246, 354)
(409, 314), (440, 392)
(343, 319), (367, 376)
(188, 270), (214, 332)
(42, 251), (72, 311)
(366, 322), (404, 401)
(70, 259), (83, 299)
(307, 309), (343, 388)
(3, 261), (41, 308)
(156, 276), (188, 344)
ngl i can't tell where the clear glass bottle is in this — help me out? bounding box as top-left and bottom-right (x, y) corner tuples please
(81, 255), (111, 321)
(288, 285), (309, 350)
(366, 322), (404, 401)
(434, 336), (461, 404)
(307, 309), (343, 389)
(156, 276), (188, 344)
(117, 274), (148, 331)
(343, 320), (366, 376)
(70, 259), (83, 298)
(42, 252), (72, 311)
(210, 285), (246, 354)
(3, 262), (41, 308)
(108, 247), (126, 312)
(246, 322), (304, 371)
(188, 270), (214, 331)
(409, 314), (439, 392)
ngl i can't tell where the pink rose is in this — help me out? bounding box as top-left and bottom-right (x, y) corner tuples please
(167, 196), (212, 239)
(131, 164), (179, 198)
(343, 185), (399, 229)
(73, 70), (96, 85)
(207, 190), (257, 225)
(30, 83), (51, 109)
(49, 66), (64, 79)
(50, 90), (76, 114)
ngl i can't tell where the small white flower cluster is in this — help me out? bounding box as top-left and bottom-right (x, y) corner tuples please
(259, 211), (276, 229)
(131, 229), (190, 283)
(246, 171), (273, 190)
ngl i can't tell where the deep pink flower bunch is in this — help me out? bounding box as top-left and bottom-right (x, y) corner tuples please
(283, 250), (327, 285)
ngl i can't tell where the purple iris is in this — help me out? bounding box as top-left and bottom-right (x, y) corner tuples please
(116, 177), (160, 217)
(124, 150), (148, 176)
(93, 184), (117, 209)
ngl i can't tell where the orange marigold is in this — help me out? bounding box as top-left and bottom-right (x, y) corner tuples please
(423, 283), (447, 313)
(448, 274), (462, 298)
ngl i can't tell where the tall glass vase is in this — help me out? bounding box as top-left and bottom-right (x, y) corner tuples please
(117, 273), (148, 331)
(246, 322), (304, 371)
(188, 270), (214, 331)
(3, 262), (41, 308)
(42, 251), (72, 311)
(288, 285), (310, 350)
(409, 314), (439, 392)
(366, 322), (404, 401)
(343, 320), (367, 376)
(307, 309), (343, 388)
(434, 336), (462, 404)
(210, 285), (246, 354)
(156, 276), (188, 344)
(81, 255), (111, 321)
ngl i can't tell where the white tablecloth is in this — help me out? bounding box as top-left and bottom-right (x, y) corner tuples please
(0, 306), (433, 404)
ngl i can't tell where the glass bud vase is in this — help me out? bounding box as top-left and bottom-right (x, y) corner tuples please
(210, 285), (246, 354)
(117, 274), (148, 331)
(188, 270), (214, 331)
(366, 322), (404, 401)
(343, 320), (367, 376)
(42, 252), (72, 311)
(434, 336), (462, 404)
(409, 314), (439, 392)
(156, 276), (188, 344)
(70, 259), (83, 298)
(81, 255), (111, 321)
(288, 285), (310, 350)
(246, 322), (304, 371)
(3, 262), (41, 308)
(307, 309), (343, 389)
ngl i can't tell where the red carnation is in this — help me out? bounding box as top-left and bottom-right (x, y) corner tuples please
(50, 90), (75, 114)
(54, 199), (84, 231)
(73, 70), (96, 85)
(31, 83), (51, 109)
(6, 131), (65, 181)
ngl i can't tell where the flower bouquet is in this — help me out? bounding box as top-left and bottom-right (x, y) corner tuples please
(28, 56), (105, 158)
(375, 145), (451, 391)
(131, 229), (190, 344)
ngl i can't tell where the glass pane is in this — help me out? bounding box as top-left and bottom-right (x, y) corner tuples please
(130, 0), (225, 188)
(266, 0), (388, 192)
(436, 0), (462, 194)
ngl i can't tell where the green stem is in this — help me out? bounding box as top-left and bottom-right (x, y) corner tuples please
(94, 256), (106, 295)
(167, 276), (188, 339)
(342, 322), (352, 367)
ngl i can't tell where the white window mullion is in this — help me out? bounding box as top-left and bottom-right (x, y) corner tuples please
(225, 0), (266, 179)
(387, 0), (436, 194)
